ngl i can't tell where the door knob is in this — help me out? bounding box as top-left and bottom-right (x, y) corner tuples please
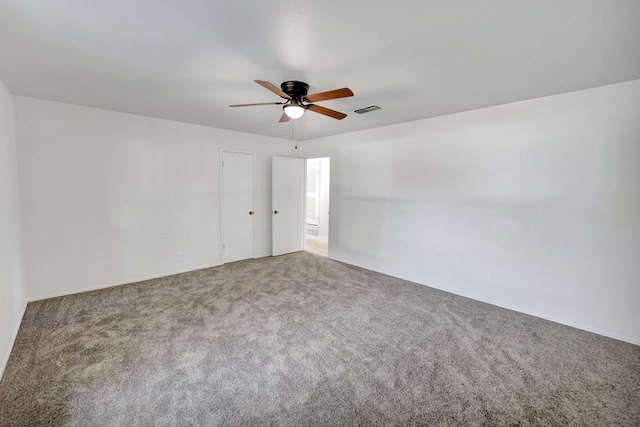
(273, 210), (279, 214)
(249, 211), (254, 215)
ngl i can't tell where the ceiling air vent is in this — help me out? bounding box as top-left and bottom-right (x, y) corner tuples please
(354, 105), (382, 114)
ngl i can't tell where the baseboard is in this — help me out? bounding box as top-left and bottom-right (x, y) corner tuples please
(330, 255), (640, 347)
(28, 263), (222, 302)
(254, 253), (272, 259)
(0, 299), (28, 381)
(465, 298), (640, 347)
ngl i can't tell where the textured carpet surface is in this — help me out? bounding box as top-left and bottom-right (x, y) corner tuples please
(1, 252), (639, 426)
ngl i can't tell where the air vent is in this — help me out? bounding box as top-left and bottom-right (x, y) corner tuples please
(354, 105), (382, 114)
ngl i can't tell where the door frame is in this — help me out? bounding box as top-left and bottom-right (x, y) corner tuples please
(220, 149), (257, 264)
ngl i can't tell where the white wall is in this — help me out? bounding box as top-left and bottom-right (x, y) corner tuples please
(14, 96), (297, 300)
(0, 78), (27, 378)
(302, 80), (640, 344)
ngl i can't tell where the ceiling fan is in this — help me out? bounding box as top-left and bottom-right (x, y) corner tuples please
(230, 80), (354, 122)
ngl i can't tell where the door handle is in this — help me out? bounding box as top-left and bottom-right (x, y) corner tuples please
(249, 211), (254, 215)
(273, 210), (279, 214)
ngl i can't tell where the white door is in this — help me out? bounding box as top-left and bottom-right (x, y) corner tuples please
(221, 151), (255, 263)
(272, 156), (304, 256)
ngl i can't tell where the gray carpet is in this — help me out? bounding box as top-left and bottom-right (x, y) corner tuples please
(1, 252), (639, 426)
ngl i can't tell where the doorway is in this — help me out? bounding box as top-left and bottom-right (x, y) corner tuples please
(305, 157), (330, 257)
(221, 150), (256, 263)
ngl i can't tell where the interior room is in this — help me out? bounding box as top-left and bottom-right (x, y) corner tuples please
(1, 1), (639, 425)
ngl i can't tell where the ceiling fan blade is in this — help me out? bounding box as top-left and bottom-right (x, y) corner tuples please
(304, 88), (353, 103)
(229, 102), (283, 107)
(254, 80), (291, 99)
(306, 104), (347, 120)
(279, 112), (291, 123)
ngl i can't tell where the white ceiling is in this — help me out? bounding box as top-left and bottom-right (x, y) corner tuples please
(0, 1), (639, 141)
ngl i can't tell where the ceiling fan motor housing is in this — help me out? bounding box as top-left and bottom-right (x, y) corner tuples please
(281, 81), (309, 101)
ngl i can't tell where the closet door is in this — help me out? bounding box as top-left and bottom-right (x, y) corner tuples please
(221, 151), (255, 263)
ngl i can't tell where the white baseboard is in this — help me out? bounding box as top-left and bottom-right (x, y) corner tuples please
(28, 263), (222, 302)
(330, 255), (640, 347)
(254, 253), (272, 259)
(471, 299), (640, 347)
(0, 299), (28, 381)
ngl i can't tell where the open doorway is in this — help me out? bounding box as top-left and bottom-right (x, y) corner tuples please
(305, 157), (330, 257)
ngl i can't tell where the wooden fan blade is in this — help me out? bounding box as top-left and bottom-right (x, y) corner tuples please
(229, 102), (283, 107)
(279, 112), (291, 123)
(304, 88), (353, 103)
(306, 104), (347, 120)
(255, 80), (291, 99)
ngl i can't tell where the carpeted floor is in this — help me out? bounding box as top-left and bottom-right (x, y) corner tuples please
(1, 252), (639, 426)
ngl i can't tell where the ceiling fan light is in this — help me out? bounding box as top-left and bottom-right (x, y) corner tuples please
(284, 104), (305, 119)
